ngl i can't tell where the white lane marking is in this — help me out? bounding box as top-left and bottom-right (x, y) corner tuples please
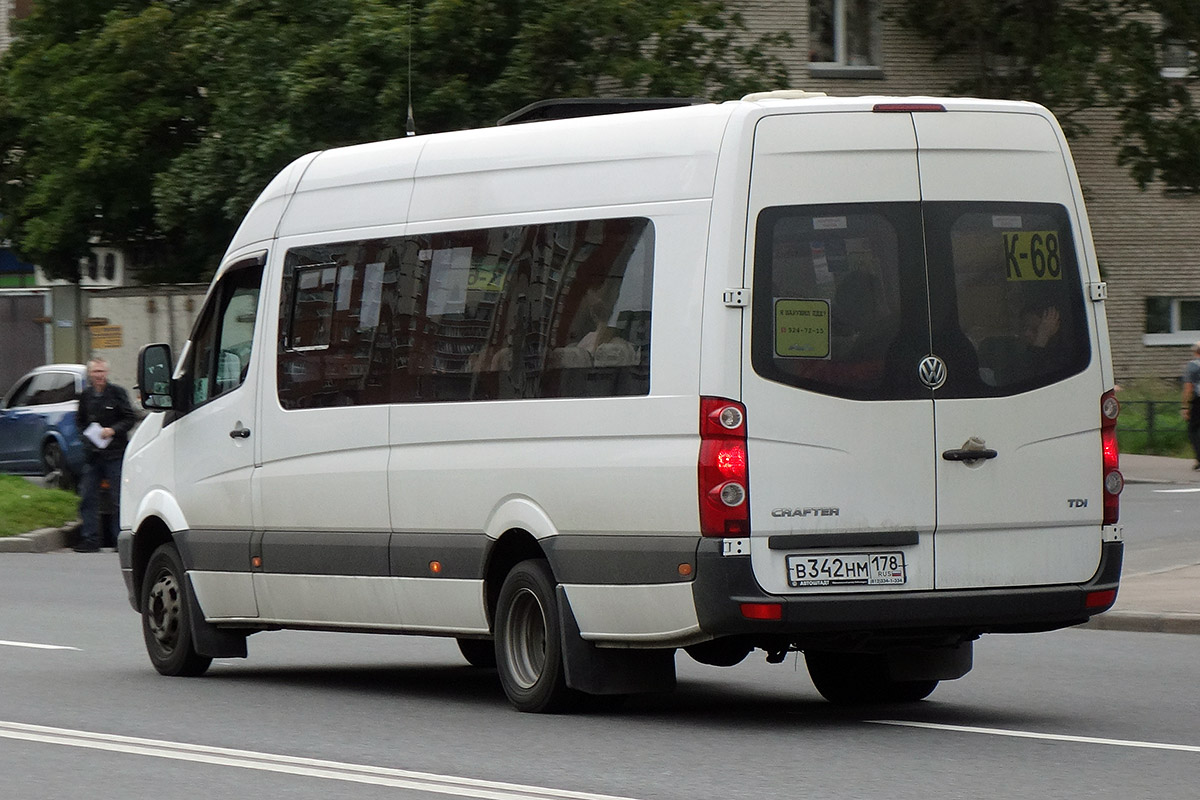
(1152, 488), (1200, 493)
(0, 639), (80, 651)
(0, 720), (644, 800)
(870, 720), (1200, 753)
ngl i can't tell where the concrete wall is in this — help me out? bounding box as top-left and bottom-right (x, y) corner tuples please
(83, 285), (207, 393)
(1, 284), (206, 396)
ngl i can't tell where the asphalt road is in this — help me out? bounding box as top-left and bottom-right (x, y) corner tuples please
(2, 486), (1199, 800)
(1119, 481), (1200, 574)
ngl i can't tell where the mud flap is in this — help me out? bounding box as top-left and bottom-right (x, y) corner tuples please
(556, 587), (676, 695)
(185, 574), (249, 659)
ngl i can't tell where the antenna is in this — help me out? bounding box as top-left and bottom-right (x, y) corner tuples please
(406, 1), (416, 136)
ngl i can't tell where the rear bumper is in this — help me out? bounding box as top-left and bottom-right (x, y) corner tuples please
(693, 538), (1123, 640)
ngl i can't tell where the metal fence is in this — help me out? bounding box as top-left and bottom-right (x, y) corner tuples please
(1117, 399), (1189, 451)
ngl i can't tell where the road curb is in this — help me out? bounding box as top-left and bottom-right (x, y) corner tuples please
(1080, 611), (1200, 636)
(0, 521), (80, 553)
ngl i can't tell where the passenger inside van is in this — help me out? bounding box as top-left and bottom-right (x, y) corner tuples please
(977, 301), (1071, 388)
(557, 284), (638, 368)
(829, 270), (897, 364)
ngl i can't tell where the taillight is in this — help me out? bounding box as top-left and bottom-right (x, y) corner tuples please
(699, 397), (749, 537)
(1101, 390), (1122, 525)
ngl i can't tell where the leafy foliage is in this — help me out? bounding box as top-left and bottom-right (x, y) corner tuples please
(889, 0), (1200, 192)
(0, 0), (789, 282)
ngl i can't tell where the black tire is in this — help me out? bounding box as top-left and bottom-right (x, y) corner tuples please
(805, 650), (938, 705)
(141, 543), (212, 677)
(456, 637), (497, 668)
(41, 440), (72, 491)
(495, 559), (576, 713)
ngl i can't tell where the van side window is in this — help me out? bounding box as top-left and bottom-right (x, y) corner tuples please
(179, 261), (264, 410)
(277, 218), (653, 409)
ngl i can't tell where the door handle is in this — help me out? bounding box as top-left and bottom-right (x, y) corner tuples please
(942, 447), (997, 461)
(229, 426), (251, 439)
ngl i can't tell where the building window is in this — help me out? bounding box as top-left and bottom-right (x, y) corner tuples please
(1161, 38), (1192, 79)
(1144, 296), (1200, 345)
(103, 253), (116, 281)
(1161, 13), (1194, 79)
(809, 0), (881, 71)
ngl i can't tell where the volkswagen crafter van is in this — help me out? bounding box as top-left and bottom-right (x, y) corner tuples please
(120, 91), (1124, 712)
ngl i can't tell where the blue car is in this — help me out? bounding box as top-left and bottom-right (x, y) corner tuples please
(0, 364), (87, 490)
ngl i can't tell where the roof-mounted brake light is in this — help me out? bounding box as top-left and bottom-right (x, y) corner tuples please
(872, 103), (947, 113)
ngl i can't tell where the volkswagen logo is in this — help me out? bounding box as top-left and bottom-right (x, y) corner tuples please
(918, 355), (947, 389)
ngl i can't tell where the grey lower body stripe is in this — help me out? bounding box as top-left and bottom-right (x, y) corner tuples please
(180, 529), (699, 586)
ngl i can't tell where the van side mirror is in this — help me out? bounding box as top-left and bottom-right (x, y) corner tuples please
(137, 343), (174, 411)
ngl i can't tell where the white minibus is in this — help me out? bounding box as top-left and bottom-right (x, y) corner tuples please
(120, 91), (1124, 712)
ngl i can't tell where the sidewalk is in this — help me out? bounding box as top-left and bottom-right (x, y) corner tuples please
(2, 455), (1197, 634)
(1082, 453), (1200, 635)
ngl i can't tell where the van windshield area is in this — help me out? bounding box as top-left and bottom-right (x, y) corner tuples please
(751, 201), (1090, 400)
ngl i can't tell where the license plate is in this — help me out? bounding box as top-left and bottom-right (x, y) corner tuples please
(786, 552), (906, 587)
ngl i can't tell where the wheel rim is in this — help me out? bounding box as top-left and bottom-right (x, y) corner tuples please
(146, 567), (183, 654)
(43, 442), (62, 475)
(503, 586), (547, 689)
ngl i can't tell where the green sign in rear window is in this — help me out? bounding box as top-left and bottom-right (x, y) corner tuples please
(774, 299), (830, 358)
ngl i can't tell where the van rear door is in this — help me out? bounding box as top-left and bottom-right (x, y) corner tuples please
(742, 106), (1103, 597)
(743, 112), (937, 595)
(914, 110), (1104, 588)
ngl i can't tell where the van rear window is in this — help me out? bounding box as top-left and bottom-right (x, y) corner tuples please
(751, 202), (1090, 399)
(277, 218), (653, 409)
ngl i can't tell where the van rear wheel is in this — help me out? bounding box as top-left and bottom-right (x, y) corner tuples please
(141, 543), (212, 677)
(495, 559), (576, 713)
(805, 650), (937, 704)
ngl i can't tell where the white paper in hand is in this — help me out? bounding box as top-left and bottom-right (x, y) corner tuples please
(83, 422), (111, 449)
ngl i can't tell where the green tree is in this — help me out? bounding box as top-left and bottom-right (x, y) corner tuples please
(0, 0), (788, 283)
(889, 0), (1200, 192)
(0, 1), (205, 279)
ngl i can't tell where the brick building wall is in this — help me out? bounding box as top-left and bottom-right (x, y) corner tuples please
(0, 1), (11, 54)
(736, 0), (1200, 382)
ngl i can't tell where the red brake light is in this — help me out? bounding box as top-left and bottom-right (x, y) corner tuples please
(1085, 589), (1117, 609)
(740, 602), (782, 620)
(699, 397), (749, 537)
(716, 445), (746, 478)
(872, 103), (947, 113)
(1101, 390), (1122, 525)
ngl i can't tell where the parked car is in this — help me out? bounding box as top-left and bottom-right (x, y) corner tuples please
(0, 364), (87, 490)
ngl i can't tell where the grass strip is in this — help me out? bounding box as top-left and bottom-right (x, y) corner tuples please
(0, 474), (79, 538)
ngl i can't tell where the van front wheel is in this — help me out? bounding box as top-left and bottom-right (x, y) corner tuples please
(141, 543), (212, 677)
(805, 650), (937, 704)
(495, 559), (575, 713)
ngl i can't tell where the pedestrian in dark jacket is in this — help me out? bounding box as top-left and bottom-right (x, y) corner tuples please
(75, 356), (136, 552)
